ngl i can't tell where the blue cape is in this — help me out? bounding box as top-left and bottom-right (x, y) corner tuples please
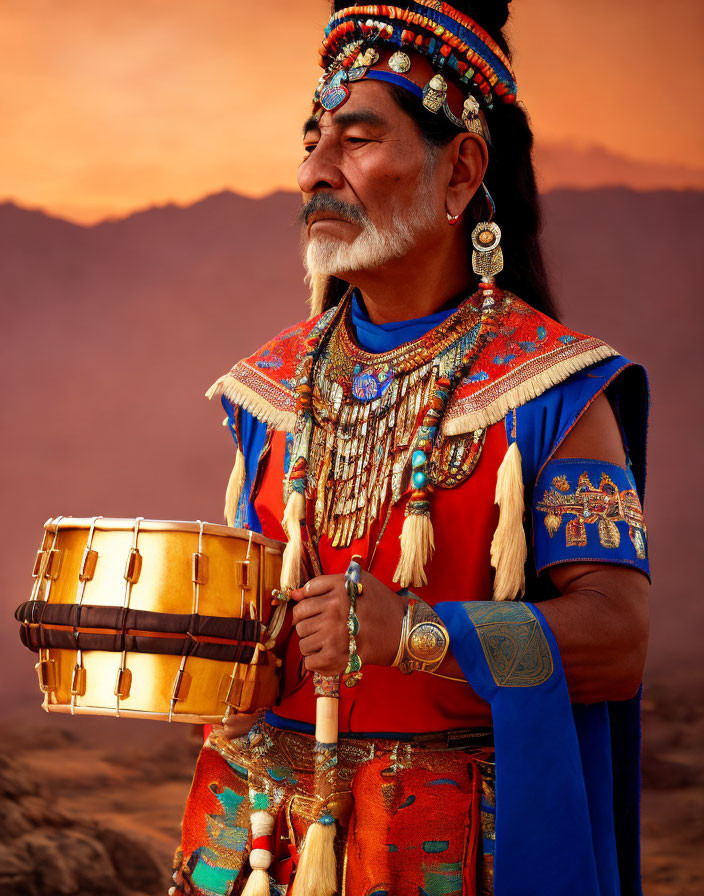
(435, 600), (638, 896)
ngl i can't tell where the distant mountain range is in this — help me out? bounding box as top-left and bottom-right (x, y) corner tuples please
(534, 142), (704, 192)
(4, 142), (703, 226)
(2, 187), (702, 707)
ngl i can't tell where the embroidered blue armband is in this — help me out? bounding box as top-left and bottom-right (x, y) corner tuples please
(532, 459), (649, 578)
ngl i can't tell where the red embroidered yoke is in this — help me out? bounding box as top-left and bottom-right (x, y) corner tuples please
(208, 291), (618, 733)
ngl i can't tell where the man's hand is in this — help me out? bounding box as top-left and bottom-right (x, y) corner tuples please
(290, 572), (406, 675)
(222, 711), (260, 740)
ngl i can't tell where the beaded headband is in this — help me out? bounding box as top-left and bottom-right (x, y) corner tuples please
(311, 2), (517, 140)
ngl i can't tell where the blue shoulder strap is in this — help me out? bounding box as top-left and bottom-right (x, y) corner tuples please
(221, 395), (267, 533)
(511, 356), (650, 503)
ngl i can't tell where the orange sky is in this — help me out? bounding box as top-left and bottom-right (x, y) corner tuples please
(1, 0), (702, 223)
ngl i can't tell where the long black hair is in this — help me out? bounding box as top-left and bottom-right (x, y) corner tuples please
(322, 0), (558, 320)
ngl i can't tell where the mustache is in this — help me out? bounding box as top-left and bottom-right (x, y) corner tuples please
(299, 193), (368, 227)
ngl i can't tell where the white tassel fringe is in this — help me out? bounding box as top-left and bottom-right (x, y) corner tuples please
(293, 820), (337, 896)
(280, 490), (305, 590)
(490, 441), (527, 601)
(393, 512), (435, 588)
(224, 449), (246, 528)
(242, 870), (269, 896)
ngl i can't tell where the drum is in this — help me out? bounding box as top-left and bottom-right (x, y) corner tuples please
(15, 517), (287, 723)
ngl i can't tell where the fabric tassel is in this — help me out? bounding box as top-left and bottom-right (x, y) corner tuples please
(280, 489), (305, 590)
(242, 810), (274, 896)
(293, 817), (337, 896)
(224, 449), (246, 528)
(490, 440), (527, 600)
(393, 511), (435, 588)
(307, 271), (329, 319)
(241, 870), (269, 896)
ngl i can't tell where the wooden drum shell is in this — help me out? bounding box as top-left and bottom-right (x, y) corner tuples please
(19, 517), (285, 724)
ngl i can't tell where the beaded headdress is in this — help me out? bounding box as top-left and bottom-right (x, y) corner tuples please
(311, 2), (518, 143)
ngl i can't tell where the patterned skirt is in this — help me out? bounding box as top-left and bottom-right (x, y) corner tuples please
(172, 719), (496, 896)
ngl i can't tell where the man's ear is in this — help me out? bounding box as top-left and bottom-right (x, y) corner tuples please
(445, 133), (488, 219)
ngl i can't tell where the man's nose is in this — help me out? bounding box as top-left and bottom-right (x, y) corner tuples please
(297, 140), (346, 195)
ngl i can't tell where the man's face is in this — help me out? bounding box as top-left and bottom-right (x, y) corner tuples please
(298, 79), (444, 278)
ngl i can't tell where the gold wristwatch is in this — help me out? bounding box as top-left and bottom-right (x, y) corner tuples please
(392, 596), (450, 675)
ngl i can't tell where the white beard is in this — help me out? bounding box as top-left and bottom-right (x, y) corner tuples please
(303, 162), (440, 278)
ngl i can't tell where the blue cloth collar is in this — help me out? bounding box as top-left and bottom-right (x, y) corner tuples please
(350, 288), (459, 353)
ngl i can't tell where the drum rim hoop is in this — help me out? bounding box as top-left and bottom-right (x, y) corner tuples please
(42, 517), (284, 552)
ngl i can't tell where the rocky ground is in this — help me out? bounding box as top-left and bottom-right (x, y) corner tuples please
(0, 678), (701, 895)
(0, 717), (201, 896)
(640, 680), (704, 894)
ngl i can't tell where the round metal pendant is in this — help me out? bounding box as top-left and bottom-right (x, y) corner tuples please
(388, 51), (411, 73)
(471, 220), (501, 253)
(408, 622), (448, 664)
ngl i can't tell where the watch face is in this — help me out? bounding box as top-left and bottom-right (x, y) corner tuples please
(408, 621), (448, 664)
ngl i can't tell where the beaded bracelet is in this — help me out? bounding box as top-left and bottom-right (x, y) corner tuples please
(344, 559), (363, 687)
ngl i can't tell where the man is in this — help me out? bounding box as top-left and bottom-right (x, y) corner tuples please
(173, 3), (650, 895)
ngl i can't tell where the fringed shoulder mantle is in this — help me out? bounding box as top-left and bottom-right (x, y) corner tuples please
(207, 292), (618, 435)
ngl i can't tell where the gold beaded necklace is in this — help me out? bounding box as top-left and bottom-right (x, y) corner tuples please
(303, 289), (496, 559)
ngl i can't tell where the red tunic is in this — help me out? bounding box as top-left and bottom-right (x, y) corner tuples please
(210, 290), (618, 733)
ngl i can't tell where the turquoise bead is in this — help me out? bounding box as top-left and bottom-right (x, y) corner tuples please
(412, 470), (428, 489)
(251, 792), (269, 810)
(412, 450), (426, 469)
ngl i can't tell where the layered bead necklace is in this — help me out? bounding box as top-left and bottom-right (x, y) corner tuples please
(281, 284), (501, 589)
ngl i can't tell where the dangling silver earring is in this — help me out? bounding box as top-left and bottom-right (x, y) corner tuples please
(471, 183), (503, 285)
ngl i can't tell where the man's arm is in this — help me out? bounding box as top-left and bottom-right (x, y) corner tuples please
(432, 392), (649, 700)
(531, 392), (649, 701)
(292, 393), (650, 704)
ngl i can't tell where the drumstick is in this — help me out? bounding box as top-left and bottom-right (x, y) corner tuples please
(294, 555), (362, 896)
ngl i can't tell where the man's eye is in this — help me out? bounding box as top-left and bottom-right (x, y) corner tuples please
(346, 136), (369, 144)
(303, 144), (317, 154)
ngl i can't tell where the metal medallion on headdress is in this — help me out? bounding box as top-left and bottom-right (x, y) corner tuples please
(388, 51), (411, 73)
(462, 95), (480, 129)
(320, 68), (351, 111)
(348, 46), (380, 82)
(422, 74), (447, 114)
